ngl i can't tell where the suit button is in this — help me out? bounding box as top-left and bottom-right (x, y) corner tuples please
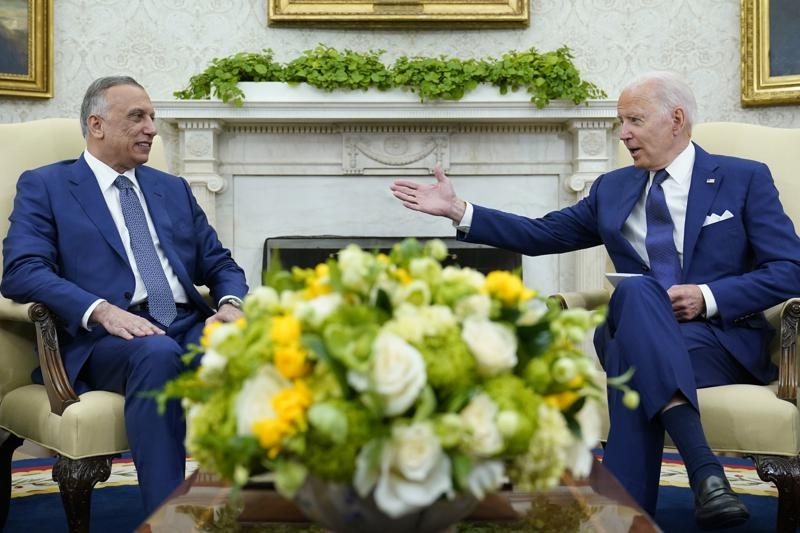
(124, 292), (132, 299)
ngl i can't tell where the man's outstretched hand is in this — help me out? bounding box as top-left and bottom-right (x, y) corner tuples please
(390, 164), (467, 223)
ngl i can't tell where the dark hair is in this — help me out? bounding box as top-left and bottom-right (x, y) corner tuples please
(79, 76), (145, 138)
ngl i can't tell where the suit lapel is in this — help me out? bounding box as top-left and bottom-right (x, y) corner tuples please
(616, 168), (649, 231)
(682, 143), (721, 271)
(68, 156), (128, 263)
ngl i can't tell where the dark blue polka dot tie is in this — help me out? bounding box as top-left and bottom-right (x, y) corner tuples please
(114, 175), (177, 326)
(645, 169), (682, 289)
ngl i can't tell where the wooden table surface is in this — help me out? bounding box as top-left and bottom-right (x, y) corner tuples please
(138, 459), (662, 532)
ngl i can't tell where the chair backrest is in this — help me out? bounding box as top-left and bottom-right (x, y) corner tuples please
(0, 118), (167, 396)
(616, 122), (800, 225)
(0, 118), (168, 273)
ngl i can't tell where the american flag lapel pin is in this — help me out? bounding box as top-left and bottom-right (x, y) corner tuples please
(706, 176), (716, 184)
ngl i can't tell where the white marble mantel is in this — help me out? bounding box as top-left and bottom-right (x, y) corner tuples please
(154, 83), (618, 295)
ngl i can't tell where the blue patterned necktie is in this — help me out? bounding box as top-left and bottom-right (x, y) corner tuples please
(114, 175), (177, 326)
(645, 169), (682, 289)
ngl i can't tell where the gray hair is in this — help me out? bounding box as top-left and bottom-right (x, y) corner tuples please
(79, 76), (145, 138)
(623, 71), (697, 131)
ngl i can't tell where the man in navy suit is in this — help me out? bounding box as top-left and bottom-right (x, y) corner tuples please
(390, 71), (800, 529)
(1, 76), (249, 513)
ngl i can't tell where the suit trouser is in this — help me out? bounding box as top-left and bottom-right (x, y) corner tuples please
(79, 307), (206, 514)
(595, 276), (756, 515)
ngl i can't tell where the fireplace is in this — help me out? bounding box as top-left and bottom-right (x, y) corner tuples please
(155, 85), (618, 296)
(264, 236), (521, 275)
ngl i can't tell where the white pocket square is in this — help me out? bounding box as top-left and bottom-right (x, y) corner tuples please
(703, 210), (734, 227)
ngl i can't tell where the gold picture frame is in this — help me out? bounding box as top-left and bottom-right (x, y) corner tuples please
(0, 0), (53, 98)
(267, 0), (529, 27)
(741, 0), (800, 106)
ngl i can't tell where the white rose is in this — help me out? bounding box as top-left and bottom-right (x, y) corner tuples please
(563, 398), (602, 479)
(460, 394), (503, 457)
(371, 422), (454, 518)
(461, 317), (518, 376)
(198, 347), (228, 379)
(441, 265), (485, 289)
(465, 460), (505, 500)
(296, 293), (343, 328)
(206, 321), (241, 348)
(391, 279), (431, 307)
(516, 298), (548, 326)
(364, 331), (427, 416)
(338, 245), (374, 293)
(454, 293), (492, 321)
(244, 286), (280, 313)
(234, 366), (290, 437)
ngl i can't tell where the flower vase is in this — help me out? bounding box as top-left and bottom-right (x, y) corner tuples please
(293, 475), (478, 533)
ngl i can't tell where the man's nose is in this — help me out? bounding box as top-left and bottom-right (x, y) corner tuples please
(143, 116), (157, 136)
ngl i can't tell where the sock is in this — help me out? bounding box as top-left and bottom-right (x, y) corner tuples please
(660, 403), (725, 495)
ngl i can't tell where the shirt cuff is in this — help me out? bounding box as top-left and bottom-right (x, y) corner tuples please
(453, 201), (474, 233)
(698, 284), (718, 318)
(83, 299), (105, 330)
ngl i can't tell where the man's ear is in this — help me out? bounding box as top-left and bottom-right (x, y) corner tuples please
(86, 115), (104, 139)
(672, 107), (686, 135)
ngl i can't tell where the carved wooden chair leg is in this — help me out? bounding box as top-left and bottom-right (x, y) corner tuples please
(52, 454), (116, 533)
(750, 454), (800, 533)
(0, 432), (24, 531)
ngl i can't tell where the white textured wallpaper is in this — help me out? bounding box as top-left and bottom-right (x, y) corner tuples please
(1, 0), (798, 126)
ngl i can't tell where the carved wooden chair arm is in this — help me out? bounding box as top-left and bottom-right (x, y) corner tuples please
(772, 298), (800, 403)
(28, 302), (79, 416)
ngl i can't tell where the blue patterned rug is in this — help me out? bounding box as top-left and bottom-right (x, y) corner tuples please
(6, 452), (778, 532)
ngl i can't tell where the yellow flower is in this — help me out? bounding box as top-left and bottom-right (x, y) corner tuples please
(270, 314), (302, 344)
(200, 321), (223, 348)
(376, 253), (390, 265)
(252, 417), (291, 458)
(394, 267), (412, 285)
(272, 381), (312, 428)
(483, 271), (536, 306)
(274, 343), (311, 379)
(545, 390), (579, 411)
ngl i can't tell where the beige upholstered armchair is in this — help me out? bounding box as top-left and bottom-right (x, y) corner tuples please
(0, 118), (168, 533)
(552, 122), (800, 533)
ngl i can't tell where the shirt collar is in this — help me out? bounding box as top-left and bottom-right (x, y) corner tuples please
(652, 142), (695, 185)
(83, 149), (138, 192)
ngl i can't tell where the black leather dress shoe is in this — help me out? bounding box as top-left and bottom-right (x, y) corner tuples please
(694, 475), (749, 530)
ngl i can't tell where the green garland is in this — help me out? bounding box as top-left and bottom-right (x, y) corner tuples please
(174, 44), (605, 108)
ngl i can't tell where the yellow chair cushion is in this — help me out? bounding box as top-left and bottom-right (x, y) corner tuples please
(0, 385), (128, 459)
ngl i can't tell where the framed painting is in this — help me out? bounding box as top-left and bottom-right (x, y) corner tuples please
(267, 0), (529, 27)
(0, 0), (53, 98)
(741, 0), (800, 106)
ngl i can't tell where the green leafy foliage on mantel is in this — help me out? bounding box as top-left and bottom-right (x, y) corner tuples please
(174, 44), (606, 108)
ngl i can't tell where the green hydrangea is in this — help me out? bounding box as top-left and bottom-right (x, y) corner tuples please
(482, 374), (541, 454)
(302, 399), (376, 481)
(414, 327), (477, 401)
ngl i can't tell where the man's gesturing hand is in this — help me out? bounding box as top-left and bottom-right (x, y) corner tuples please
(390, 163), (467, 223)
(91, 301), (165, 339)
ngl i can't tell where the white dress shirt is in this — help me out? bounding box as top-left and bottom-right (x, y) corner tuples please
(456, 142), (718, 317)
(81, 149), (188, 327)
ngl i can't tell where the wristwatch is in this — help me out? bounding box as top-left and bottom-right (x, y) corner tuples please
(218, 296), (243, 310)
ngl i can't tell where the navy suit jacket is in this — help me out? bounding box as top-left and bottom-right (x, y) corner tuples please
(0, 155), (248, 386)
(460, 143), (800, 384)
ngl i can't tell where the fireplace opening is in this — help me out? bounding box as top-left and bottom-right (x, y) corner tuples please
(263, 236), (521, 276)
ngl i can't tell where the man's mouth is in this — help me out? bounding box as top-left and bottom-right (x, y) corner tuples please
(628, 147), (641, 158)
(135, 142), (151, 150)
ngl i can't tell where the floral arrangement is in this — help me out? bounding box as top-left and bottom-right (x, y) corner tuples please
(160, 238), (636, 519)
